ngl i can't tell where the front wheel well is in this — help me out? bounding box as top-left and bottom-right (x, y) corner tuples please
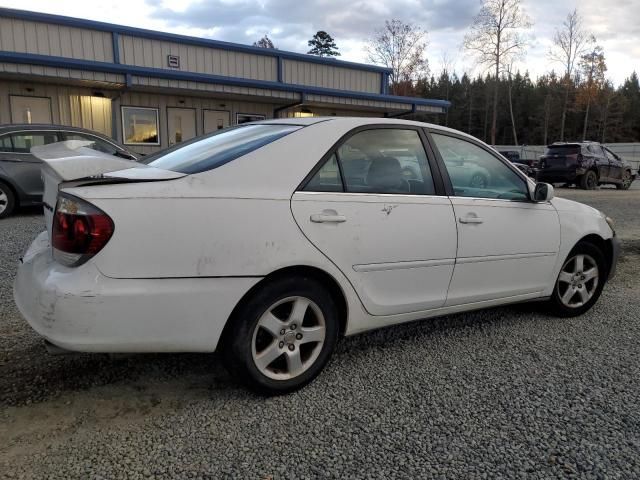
(573, 234), (614, 278)
(221, 266), (349, 343)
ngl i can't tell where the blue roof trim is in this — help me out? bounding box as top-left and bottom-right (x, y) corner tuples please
(0, 7), (393, 74)
(0, 51), (451, 109)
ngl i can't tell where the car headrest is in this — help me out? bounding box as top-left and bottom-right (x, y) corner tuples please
(366, 156), (405, 190)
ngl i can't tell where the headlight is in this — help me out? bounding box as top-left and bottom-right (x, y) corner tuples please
(605, 216), (616, 234)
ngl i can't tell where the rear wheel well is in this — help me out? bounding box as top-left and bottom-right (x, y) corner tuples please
(221, 266), (349, 344)
(574, 234), (613, 277)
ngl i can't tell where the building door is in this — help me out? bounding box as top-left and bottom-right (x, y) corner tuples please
(167, 107), (197, 146)
(203, 109), (230, 133)
(10, 96), (52, 124)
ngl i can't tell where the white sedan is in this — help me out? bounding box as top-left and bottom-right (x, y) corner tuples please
(14, 118), (620, 394)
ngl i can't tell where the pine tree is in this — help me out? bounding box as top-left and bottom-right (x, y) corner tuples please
(307, 31), (340, 57)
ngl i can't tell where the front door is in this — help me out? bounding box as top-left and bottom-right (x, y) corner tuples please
(9, 96), (52, 124)
(428, 131), (561, 306)
(167, 108), (196, 146)
(203, 109), (230, 134)
(291, 127), (457, 316)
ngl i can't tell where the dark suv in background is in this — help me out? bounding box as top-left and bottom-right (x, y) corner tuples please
(537, 141), (635, 190)
(0, 124), (137, 218)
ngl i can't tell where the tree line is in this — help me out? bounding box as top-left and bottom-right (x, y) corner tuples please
(252, 2), (639, 144)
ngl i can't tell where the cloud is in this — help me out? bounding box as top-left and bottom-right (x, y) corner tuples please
(0, 0), (636, 84)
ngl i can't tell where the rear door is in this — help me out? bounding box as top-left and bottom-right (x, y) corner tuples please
(0, 130), (60, 199)
(291, 126), (457, 316)
(427, 130), (560, 306)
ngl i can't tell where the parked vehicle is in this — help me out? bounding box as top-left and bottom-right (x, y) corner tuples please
(14, 118), (620, 394)
(537, 141), (634, 190)
(0, 124), (138, 218)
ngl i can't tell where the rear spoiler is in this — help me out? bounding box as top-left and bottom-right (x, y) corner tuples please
(31, 140), (185, 182)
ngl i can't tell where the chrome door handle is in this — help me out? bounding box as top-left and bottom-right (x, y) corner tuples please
(459, 215), (483, 224)
(310, 213), (347, 223)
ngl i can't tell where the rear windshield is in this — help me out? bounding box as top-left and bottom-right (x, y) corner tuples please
(545, 145), (580, 156)
(145, 124), (301, 174)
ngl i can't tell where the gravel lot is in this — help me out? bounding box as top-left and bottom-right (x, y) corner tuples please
(1, 185), (639, 479)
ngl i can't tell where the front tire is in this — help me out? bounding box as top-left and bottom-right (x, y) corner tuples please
(616, 170), (632, 190)
(546, 242), (607, 317)
(0, 181), (16, 219)
(222, 276), (339, 395)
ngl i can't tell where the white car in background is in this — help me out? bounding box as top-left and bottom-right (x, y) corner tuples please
(14, 118), (620, 394)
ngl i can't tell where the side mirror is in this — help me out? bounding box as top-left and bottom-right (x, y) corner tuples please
(533, 182), (554, 202)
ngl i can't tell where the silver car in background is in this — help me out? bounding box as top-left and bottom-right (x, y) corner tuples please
(0, 124), (137, 218)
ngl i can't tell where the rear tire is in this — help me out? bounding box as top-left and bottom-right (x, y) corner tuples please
(222, 276), (339, 395)
(580, 170), (598, 190)
(546, 241), (607, 317)
(616, 170), (632, 190)
(0, 181), (16, 219)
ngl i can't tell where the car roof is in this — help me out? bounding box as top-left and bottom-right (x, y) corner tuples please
(0, 124), (109, 134)
(252, 116), (478, 140)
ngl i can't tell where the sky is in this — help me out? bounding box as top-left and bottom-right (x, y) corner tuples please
(0, 0), (638, 86)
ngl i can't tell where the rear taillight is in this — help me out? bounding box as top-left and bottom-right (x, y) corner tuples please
(52, 193), (114, 267)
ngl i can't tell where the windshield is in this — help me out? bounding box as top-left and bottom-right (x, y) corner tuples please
(545, 145), (580, 156)
(145, 124), (302, 174)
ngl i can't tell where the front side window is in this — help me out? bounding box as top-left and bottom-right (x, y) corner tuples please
(603, 148), (617, 162)
(0, 135), (12, 152)
(121, 107), (159, 145)
(146, 124), (301, 174)
(9, 132), (59, 153)
(431, 133), (528, 200)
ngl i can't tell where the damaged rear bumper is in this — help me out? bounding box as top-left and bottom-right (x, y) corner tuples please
(13, 231), (260, 353)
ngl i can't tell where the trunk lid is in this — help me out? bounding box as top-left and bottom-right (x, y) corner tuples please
(32, 140), (186, 237)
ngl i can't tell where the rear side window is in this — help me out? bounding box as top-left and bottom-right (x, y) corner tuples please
(146, 124), (301, 174)
(304, 154), (343, 192)
(545, 146), (580, 156)
(63, 133), (118, 155)
(9, 132), (59, 153)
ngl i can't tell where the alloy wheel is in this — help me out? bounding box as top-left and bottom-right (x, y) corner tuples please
(0, 188), (8, 215)
(621, 171), (631, 189)
(556, 253), (599, 308)
(251, 296), (326, 380)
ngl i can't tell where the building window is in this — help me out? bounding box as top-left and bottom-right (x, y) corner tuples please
(121, 106), (160, 145)
(236, 113), (266, 125)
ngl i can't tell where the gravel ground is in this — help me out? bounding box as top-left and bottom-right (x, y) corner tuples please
(1, 186), (639, 479)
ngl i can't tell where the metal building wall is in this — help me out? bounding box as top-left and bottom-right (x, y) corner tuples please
(119, 35), (278, 82)
(0, 17), (114, 62)
(282, 59), (381, 94)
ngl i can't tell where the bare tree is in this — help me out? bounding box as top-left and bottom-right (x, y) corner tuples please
(577, 45), (607, 140)
(505, 64), (518, 145)
(549, 9), (594, 140)
(463, 0), (531, 145)
(366, 19), (429, 96)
